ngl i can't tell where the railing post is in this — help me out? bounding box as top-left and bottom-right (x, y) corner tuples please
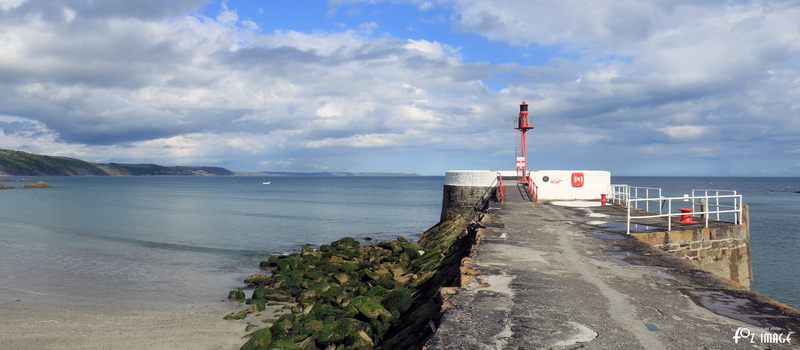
(705, 194), (709, 228)
(668, 199), (672, 231)
(627, 202), (631, 235)
(716, 191), (720, 220)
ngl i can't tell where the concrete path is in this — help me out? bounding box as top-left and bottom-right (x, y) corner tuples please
(428, 196), (799, 349)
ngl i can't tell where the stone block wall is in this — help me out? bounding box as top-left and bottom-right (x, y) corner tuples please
(440, 185), (495, 221)
(631, 204), (751, 287)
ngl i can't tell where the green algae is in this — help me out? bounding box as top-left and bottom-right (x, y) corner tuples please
(228, 288), (246, 302)
(226, 209), (479, 349)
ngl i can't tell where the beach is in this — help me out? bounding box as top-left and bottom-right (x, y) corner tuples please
(0, 288), (245, 350)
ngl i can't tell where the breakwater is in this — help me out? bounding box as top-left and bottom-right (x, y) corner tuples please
(428, 178), (800, 349)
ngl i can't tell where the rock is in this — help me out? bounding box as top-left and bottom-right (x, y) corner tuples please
(350, 296), (392, 320)
(23, 181), (52, 189)
(241, 328), (272, 350)
(228, 288), (246, 302)
(245, 273), (271, 284)
(254, 299), (267, 312)
(270, 315), (296, 338)
(349, 330), (374, 349)
(333, 273), (350, 285)
(223, 311), (248, 320)
(0, 185), (14, 190)
(316, 318), (364, 345)
(331, 237), (360, 250)
(382, 288), (413, 316)
(252, 286), (267, 300)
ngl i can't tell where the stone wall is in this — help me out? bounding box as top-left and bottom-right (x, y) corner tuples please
(631, 204), (751, 287)
(440, 185), (494, 221)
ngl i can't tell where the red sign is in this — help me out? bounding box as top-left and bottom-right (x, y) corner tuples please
(571, 172), (584, 188)
(515, 157), (526, 170)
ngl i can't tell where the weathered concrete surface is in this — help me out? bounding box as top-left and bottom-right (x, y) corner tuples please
(428, 190), (800, 349)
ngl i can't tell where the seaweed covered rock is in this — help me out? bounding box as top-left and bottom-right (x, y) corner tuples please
(228, 211), (479, 350)
(241, 328), (272, 350)
(228, 288), (246, 302)
(245, 273), (271, 285)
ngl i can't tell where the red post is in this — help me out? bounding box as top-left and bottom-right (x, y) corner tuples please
(601, 194), (607, 206)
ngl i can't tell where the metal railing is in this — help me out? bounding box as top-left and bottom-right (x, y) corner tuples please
(609, 184), (662, 212)
(630, 186), (663, 214)
(625, 193), (742, 234)
(609, 184), (629, 205)
(497, 173), (505, 203)
(526, 175), (538, 203)
(608, 184), (743, 234)
(691, 189), (737, 221)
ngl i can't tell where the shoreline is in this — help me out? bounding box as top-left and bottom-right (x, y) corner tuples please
(0, 288), (247, 350)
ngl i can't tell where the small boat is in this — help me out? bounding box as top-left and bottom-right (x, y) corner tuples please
(262, 181), (271, 185)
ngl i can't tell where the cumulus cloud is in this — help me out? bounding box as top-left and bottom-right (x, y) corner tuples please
(0, 2), (508, 169)
(0, 1), (798, 174)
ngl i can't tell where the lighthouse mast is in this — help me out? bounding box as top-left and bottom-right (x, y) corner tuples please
(515, 101), (534, 184)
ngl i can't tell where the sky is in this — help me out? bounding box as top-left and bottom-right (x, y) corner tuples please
(0, 0), (798, 175)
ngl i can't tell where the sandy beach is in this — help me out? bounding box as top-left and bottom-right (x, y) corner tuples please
(0, 287), (246, 350)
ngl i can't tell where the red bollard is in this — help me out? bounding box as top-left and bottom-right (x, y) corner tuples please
(601, 194), (607, 206)
(679, 208), (697, 224)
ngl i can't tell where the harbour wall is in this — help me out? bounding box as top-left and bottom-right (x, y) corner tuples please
(440, 170), (497, 221)
(630, 204), (751, 287)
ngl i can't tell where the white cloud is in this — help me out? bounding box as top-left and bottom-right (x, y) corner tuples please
(0, 1), (799, 174)
(660, 125), (708, 140)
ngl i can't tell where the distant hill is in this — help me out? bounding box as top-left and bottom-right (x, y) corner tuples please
(0, 149), (233, 176)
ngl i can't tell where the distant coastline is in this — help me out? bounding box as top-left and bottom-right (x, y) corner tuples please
(0, 149), (420, 177)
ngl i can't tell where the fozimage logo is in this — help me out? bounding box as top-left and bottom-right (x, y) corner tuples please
(733, 327), (794, 344)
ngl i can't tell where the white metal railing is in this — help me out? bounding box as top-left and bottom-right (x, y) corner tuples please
(691, 189), (737, 221)
(609, 184), (629, 205)
(625, 194), (743, 234)
(630, 186), (663, 214)
(608, 185), (663, 214)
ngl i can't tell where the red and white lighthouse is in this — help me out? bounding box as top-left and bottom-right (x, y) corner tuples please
(515, 101), (534, 183)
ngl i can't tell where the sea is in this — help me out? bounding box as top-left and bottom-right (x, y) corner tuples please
(0, 176), (797, 309)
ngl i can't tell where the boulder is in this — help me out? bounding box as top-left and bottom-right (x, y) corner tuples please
(241, 328), (272, 350)
(350, 296), (392, 320)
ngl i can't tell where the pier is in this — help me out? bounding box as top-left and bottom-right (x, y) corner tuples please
(430, 172), (800, 349)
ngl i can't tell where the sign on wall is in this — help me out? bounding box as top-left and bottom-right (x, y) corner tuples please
(571, 172), (584, 188)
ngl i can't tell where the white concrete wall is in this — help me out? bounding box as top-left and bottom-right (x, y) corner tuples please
(444, 170), (498, 187)
(530, 170), (610, 200)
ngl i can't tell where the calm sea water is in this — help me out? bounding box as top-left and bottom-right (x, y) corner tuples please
(0, 176), (441, 305)
(616, 176), (800, 309)
(0, 176), (797, 309)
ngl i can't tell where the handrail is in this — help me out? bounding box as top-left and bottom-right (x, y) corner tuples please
(527, 175), (538, 203)
(609, 184), (629, 205)
(625, 194), (742, 234)
(630, 186), (663, 214)
(497, 173), (505, 203)
(691, 189), (737, 221)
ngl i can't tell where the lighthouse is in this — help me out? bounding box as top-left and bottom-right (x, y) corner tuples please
(515, 101), (534, 184)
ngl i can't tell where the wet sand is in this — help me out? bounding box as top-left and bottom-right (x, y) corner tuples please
(0, 288), (246, 350)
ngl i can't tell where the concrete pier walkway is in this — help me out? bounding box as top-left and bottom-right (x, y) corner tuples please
(428, 192), (800, 349)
